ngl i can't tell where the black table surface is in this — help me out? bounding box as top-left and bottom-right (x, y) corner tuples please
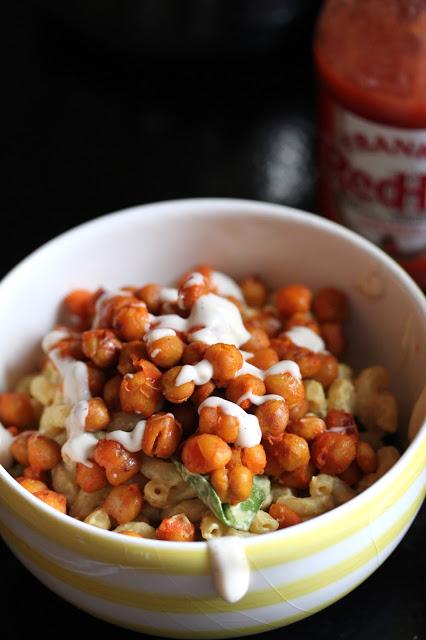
(1, 3), (425, 639)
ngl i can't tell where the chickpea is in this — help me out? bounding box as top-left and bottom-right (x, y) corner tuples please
(210, 467), (229, 502)
(142, 412), (182, 458)
(289, 399), (309, 421)
(241, 444), (266, 475)
(87, 365), (106, 397)
(97, 294), (137, 329)
(312, 287), (348, 323)
(10, 431), (34, 465)
(94, 439), (141, 485)
(226, 374), (266, 409)
(135, 284), (162, 314)
(55, 337), (84, 361)
(147, 335), (185, 369)
(228, 465), (253, 503)
(23, 466), (48, 482)
(273, 432), (310, 472)
(103, 375), (122, 411)
(190, 381), (215, 406)
(240, 277), (268, 308)
(27, 433), (61, 472)
(156, 514), (195, 542)
(320, 322), (345, 357)
(64, 289), (93, 319)
(0, 392), (34, 428)
(339, 462), (362, 486)
(76, 461), (108, 492)
(248, 308), (282, 338)
(248, 347), (279, 370)
(118, 341), (147, 375)
(171, 402), (198, 437)
(325, 409), (358, 440)
(311, 432), (357, 474)
(276, 285), (312, 316)
(270, 335), (322, 378)
(287, 416), (326, 442)
(112, 302), (150, 342)
(120, 366), (161, 417)
(182, 434), (232, 474)
(285, 312), (320, 335)
(178, 273), (210, 311)
(227, 447), (243, 470)
(33, 490), (67, 513)
(204, 344), (243, 386)
(241, 327), (270, 352)
(85, 398), (111, 431)
(279, 462), (315, 489)
(255, 399), (289, 438)
(161, 367), (195, 404)
(17, 477), (49, 494)
(182, 342), (208, 365)
(265, 372), (304, 409)
(269, 503), (302, 528)
(356, 441), (378, 474)
(198, 406), (239, 443)
(312, 354), (339, 389)
(297, 354), (323, 379)
(103, 483), (143, 524)
(82, 329), (121, 368)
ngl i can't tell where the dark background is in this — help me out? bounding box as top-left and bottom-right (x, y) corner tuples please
(1, 2), (425, 639)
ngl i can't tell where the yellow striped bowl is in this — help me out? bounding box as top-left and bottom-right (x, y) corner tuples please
(0, 199), (425, 638)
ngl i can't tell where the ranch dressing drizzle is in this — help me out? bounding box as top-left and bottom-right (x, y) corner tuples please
(207, 536), (250, 603)
(143, 328), (176, 347)
(211, 271), (244, 301)
(285, 326), (325, 353)
(159, 287), (179, 304)
(176, 360), (214, 386)
(106, 419), (148, 452)
(92, 289), (132, 329)
(198, 397), (262, 448)
(0, 422), (14, 468)
(237, 359), (301, 381)
(236, 392), (283, 407)
(178, 272), (206, 310)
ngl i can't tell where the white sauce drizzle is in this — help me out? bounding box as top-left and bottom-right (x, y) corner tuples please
(92, 289), (131, 328)
(237, 359), (301, 381)
(150, 348), (161, 358)
(106, 419), (147, 452)
(285, 326), (325, 353)
(236, 392), (283, 407)
(211, 271), (244, 301)
(144, 328), (176, 346)
(159, 287), (179, 304)
(240, 350), (254, 361)
(41, 328), (72, 353)
(176, 360), (214, 386)
(0, 422), (14, 469)
(182, 272), (205, 288)
(198, 397), (261, 448)
(207, 537), (250, 603)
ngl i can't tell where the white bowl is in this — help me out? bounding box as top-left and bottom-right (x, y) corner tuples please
(0, 198), (425, 639)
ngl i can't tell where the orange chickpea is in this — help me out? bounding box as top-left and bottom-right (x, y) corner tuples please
(269, 503), (302, 528)
(64, 289), (93, 319)
(118, 341), (147, 375)
(297, 353), (324, 379)
(27, 434), (61, 472)
(182, 434), (232, 474)
(94, 439), (141, 485)
(248, 347), (279, 370)
(135, 284), (162, 313)
(112, 302), (150, 342)
(103, 483), (143, 524)
(178, 273), (210, 311)
(0, 392), (34, 428)
(23, 466), (48, 482)
(10, 431), (34, 465)
(241, 444), (267, 475)
(255, 399), (289, 438)
(241, 327), (270, 352)
(325, 409), (358, 441)
(182, 342), (208, 365)
(312, 287), (348, 323)
(198, 406), (239, 443)
(225, 374), (266, 409)
(270, 335), (322, 378)
(228, 465), (253, 503)
(156, 514), (195, 542)
(33, 490), (67, 513)
(279, 462), (315, 489)
(190, 381), (216, 406)
(265, 371), (304, 409)
(289, 399), (309, 421)
(171, 402), (198, 437)
(276, 285), (312, 316)
(273, 432), (310, 472)
(339, 462), (362, 486)
(55, 336), (85, 361)
(285, 312), (320, 334)
(356, 441), (378, 474)
(142, 412), (182, 458)
(210, 467), (229, 502)
(147, 335), (185, 369)
(16, 477), (48, 494)
(87, 365), (106, 396)
(96, 294), (137, 329)
(204, 344), (243, 386)
(82, 329), (121, 368)
(85, 398), (111, 431)
(248, 308), (282, 337)
(161, 367), (195, 404)
(103, 375), (122, 411)
(176, 264), (213, 289)
(311, 432), (357, 474)
(312, 353), (339, 389)
(76, 461), (108, 492)
(120, 366), (161, 416)
(320, 322), (345, 357)
(287, 416), (326, 442)
(227, 447), (243, 470)
(240, 277), (268, 308)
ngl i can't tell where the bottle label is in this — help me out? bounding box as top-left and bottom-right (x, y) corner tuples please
(320, 102), (426, 256)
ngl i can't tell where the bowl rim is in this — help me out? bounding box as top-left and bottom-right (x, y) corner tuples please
(0, 197), (425, 553)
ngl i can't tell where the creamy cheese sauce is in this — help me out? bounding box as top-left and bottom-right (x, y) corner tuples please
(106, 419), (148, 452)
(0, 422), (14, 468)
(198, 397), (262, 448)
(207, 536), (250, 603)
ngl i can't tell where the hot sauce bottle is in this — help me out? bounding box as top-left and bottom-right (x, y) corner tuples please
(314, 0), (426, 286)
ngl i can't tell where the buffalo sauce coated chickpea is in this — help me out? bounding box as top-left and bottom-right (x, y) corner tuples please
(182, 341), (208, 365)
(94, 439), (141, 485)
(311, 432), (357, 474)
(82, 329), (121, 368)
(34, 490), (67, 513)
(178, 273), (210, 311)
(241, 444), (267, 474)
(255, 399), (289, 438)
(320, 322), (345, 357)
(85, 398), (111, 431)
(275, 285), (312, 316)
(272, 432), (310, 472)
(10, 431), (33, 465)
(285, 312), (320, 334)
(64, 289), (93, 320)
(312, 353), (339, 389)
(161, 367), (195, 403)
(135, 284), (162, 313)
(112, 302), (150, 342)
(279, 461), (315, 489)
(118, 341), (147, 375)
(120, 362), (161, 416)
(156, 514), (195, 542)
(248, 347), (279, 370)
(287, 415), (326, 442)
(241, 327), (270, 352)
(146, 334), (185, 369)
(269, 503), (302, 528)
(210, 465), (253, 504)
(204, 344), (243, 386)
(103, 483), (143, 524)
(76, 461), (108, 492)
(225, 374), (266, 409)
(142, 412), (182, 458)
(87, 365), (106, 397)
(312, 287), (348, 323)
(27, 434), (61, 472)
(264, 371), (304, 409)
(190, 381), (216, 406)
(103, 375), (122, 411)
(240, 277), (268, 308)
(0, 392), (34, 428)
(182, 434), (232, 473)
(198, 406), (239, 443)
